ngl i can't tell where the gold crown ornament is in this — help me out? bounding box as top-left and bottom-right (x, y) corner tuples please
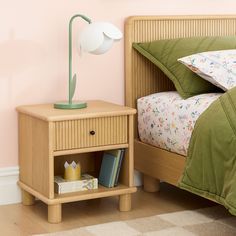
(64, 161), (81, 181)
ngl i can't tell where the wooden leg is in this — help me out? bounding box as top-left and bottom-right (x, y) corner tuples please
(48, 204), (62, 224)
(143, 174), (160, 192)
(119, 194), (131, 212)
(21, 189), (35, 206)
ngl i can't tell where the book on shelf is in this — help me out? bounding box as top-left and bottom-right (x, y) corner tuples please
(98, 149), (125, 188)
(114, 149), (124, 186)
(54, 174), (98, 194)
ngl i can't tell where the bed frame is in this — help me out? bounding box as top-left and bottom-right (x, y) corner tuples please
(125, 15), (236, 192)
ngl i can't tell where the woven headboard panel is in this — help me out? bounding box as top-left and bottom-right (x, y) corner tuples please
(124, 15), (236, 138)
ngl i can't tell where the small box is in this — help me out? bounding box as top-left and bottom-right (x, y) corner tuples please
(54, 174), (98, 194)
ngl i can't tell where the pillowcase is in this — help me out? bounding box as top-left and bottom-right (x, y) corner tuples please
(133, 36), (236, 98)
(178, 49), (236, 91)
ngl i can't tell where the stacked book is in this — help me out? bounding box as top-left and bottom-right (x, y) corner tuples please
(98, 149), (125, 188)
(54, 174), (98, 194)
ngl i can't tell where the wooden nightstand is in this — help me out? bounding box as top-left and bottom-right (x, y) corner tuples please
(17, 100), (137, 223)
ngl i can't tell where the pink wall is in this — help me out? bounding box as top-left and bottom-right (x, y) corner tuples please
(1, 0), (236, 167)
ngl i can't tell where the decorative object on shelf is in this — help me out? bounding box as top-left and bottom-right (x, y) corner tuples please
(54, 174), (98, 194)
(64, 161), (81, 181)
(54, 14), (123, 109)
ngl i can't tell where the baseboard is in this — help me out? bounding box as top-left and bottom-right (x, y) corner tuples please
(0, 166), (21, 205)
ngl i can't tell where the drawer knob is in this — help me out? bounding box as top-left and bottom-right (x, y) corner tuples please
(90, 130), (96, 135)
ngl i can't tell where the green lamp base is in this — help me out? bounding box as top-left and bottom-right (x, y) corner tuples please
(54, 101), (87, 109)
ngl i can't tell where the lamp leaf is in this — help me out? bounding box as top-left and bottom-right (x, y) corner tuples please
(69, 73), (77, 101)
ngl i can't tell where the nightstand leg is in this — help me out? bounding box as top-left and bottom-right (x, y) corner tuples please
(48, 204), (62, 223)
(143, 174), (160, 192)
(21, 189), (35, 205)
(119, 194), (131, 212)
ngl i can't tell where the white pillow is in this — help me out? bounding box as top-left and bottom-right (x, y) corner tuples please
(178, 49), (236, 91)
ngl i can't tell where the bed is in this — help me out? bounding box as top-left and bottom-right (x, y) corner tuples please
(125, 15), (236, 211)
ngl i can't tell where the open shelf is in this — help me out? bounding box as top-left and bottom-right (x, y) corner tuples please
(51, 150), (137, 203)
(54, 184), (137, 204)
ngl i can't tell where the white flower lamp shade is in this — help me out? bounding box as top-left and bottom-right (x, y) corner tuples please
(80, 22), (123, 55)
(54, 15), (123, 110)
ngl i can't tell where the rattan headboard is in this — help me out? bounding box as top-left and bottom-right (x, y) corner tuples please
(124, 15), (236, 137)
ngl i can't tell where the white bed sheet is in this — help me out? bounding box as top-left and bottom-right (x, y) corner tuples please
(137, 91), (221, 156)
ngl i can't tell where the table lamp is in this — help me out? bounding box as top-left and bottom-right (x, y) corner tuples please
(54, 14), (123, 109)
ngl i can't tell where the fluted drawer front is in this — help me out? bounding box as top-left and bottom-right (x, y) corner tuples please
(54, 116), (128, 151)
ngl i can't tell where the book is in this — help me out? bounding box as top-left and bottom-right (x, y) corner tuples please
(98, 152), (119, 187)
(98, 149), (124, 188)
(54, 174), (98, 194)
(114, 149), (125, 186)
(106, 149), (124, 187)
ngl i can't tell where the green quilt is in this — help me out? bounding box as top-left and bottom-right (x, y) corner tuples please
(179, 86), (236, 215)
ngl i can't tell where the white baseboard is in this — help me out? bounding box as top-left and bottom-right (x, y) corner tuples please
(0, 166), (21, 205)
(134, 170), (143, 187)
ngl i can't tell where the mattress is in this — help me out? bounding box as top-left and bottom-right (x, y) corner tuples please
(137, 91), (221, 156)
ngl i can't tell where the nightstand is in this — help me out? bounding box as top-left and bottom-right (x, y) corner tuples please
(17, 100), (137, 223)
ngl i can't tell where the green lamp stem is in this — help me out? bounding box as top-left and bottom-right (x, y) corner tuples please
(54, 14), (92, 109)
(68, 14), (92, 104)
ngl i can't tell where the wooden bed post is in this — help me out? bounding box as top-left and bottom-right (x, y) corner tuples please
(143, 175), (160, 192)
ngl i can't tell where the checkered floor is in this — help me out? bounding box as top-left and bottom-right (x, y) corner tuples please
(35, 206), (236, 236)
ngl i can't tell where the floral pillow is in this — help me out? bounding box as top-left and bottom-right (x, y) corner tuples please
(178, 49), (236, 91)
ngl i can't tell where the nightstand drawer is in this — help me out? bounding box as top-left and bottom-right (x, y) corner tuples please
(53, 116), (128, 151)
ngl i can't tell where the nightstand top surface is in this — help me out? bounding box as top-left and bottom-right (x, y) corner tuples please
(16, 100), (136, 121)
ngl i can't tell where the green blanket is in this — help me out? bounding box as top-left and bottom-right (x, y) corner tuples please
(179, 86), (236, 215)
